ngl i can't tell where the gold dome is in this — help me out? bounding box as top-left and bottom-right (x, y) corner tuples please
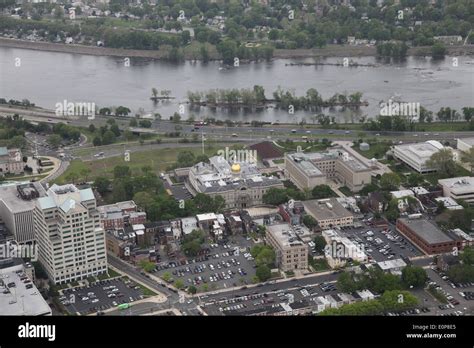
(231, 163), (241, 173)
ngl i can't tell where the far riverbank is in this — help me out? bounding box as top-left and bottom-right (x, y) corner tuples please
(1, 37), (473, 61)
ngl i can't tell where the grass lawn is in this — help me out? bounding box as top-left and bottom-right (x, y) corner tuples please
(353, 141), (392, 160)
(54, 145), (224, 183)
(276, 140), (332, 152)
(137, 283), (157, 297)
(310, 258), (330, 272)
(273, 158), (284, 164)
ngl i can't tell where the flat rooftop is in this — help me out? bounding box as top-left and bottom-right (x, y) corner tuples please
(438, 177), (474, 194)
(303, 198), (353, 221)
(394, 140), (444, 161)
(398, 218), (454, 245)
(0, 182), (47, 213)
(287, 147), (370, 175)
(98, 200), (137, 214)
(266, 223), (305, 248)
(0, 264), (51, 316)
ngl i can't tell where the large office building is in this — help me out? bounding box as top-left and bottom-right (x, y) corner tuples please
(392, 140), (447, 173)
(302, 198), (354, 229)
(0, 147), (23, 175)
(266, 223), (308, 272)
(438, 177), (474, 204)
(188, 156), (284, 209)
(0, 182), (47, 244)
(285, 148), (372, 192)
(34, 184), (107, 284)
(396, 217), (468, 255)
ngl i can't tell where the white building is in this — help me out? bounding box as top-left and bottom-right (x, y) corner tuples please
(188, 156), (284, 209)
(438, 177), (474, 204)
(376, 258), (407, 275)
(393, 140), (446, 173)
(0, 182), (47, 244)
(435, 197), (464, 210)
(322, 229), (367, 268)
(34, 184), (107, 284)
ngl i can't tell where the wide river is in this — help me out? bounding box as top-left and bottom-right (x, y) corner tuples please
(0, 47), (473, 123)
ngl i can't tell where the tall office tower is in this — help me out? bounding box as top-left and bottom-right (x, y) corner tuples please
(34, 184), (107, 284)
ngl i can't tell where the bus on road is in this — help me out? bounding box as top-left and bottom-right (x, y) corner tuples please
(118, 303), (130, 310)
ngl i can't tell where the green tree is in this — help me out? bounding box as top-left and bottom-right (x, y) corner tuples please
(256, 264), (271, 282)
(462, 148), (474, 174)
(114, 165), (131, 179)
(431, 42), (447, 59)
(255, 247), (275, 267)
(174, 279), (184, 289)
(162, 272), (171, 282)
(407, 173), (424, 187)
(139, 260), (156, 273)
(461, 247), (474, 266)
(313, 235), (327, 253)
(102, 130), (116, 145)
(401, 266), (428, 288)
(262, 188), (288, 205)
(311, 184), (335, 199)
(303, 215), (317, 229)
(427, 149), (456, 177)
(337, 272), (361, 293)
(380, 173), (401, 191)
(188, 285), (197, 294)
(94, 176), (111, 196)
(133, 191), (155, 211)
(47, 134), (62, 148)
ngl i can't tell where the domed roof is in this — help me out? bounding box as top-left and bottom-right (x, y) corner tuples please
(231, 163), (241, 173)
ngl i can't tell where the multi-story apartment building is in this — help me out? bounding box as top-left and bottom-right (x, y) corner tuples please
(266, 223), (308, 272)
(34, 184), (107, 284)
(187, 156), (284, 209)
(285, 148), (372, 192)
(0, 182), (47, 244)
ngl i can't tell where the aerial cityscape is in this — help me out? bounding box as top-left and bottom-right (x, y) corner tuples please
(0, 0), (473, 345)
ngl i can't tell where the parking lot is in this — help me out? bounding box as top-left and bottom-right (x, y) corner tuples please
(156, 236), (257, 291)
(202, 281), (340, 315)
(339, 223), (422, 263)
(425, 267), (474, 316)
(61, 278), (145, 315)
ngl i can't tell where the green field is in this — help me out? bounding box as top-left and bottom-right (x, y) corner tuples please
(353, 141), (392, 160)
(55, 145), (226, 183)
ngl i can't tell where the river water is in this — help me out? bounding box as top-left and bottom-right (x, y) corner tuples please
(0, 47), (473, 123)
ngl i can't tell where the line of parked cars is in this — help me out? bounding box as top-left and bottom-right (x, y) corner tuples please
(459, 291), (474, 300)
